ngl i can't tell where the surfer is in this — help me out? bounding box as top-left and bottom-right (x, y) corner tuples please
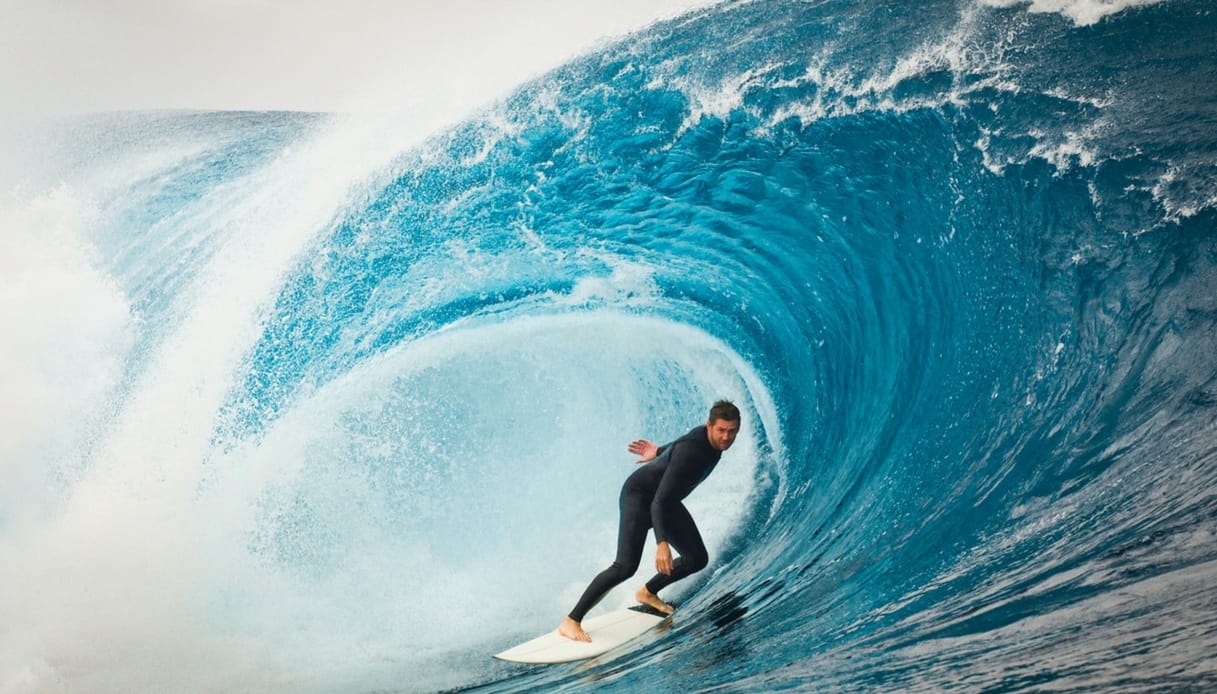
(558, 400), (741, 642)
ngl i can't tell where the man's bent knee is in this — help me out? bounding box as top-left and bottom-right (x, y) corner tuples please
(686, 552), (709, 573)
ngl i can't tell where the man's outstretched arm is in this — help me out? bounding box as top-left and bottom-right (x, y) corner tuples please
(628, 439), (659, 463)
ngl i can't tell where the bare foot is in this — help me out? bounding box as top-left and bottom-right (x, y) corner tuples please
(636, 586), (675, 615)
(558, 616), (591, 642)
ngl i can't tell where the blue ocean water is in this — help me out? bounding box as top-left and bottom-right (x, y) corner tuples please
(3, 1), (1216, 692)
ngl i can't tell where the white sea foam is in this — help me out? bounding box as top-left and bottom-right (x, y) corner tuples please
(557, 258), (661, 307)
(0, 187), (134, 518)
(0, 113), (483, 693)
(978, 0), (1166, 26)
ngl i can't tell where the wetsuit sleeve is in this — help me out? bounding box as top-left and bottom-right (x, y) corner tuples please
(649, 441), (702, 544)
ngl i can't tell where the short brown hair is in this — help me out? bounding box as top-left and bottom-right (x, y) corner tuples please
(708, 400), (741, 424)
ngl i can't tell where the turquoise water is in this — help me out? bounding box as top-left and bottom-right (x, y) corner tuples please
(2, 1), (1215, 692)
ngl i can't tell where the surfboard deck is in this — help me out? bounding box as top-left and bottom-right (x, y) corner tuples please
(493, 605), (670, 664)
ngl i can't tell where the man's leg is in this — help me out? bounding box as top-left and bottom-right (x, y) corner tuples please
(642, 502), (708, 599)
(560, 491), (650, 641)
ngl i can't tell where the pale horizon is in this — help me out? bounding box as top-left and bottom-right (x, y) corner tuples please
(1, 0), (716, 118)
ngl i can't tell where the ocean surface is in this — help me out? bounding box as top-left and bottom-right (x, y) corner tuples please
(3, 1), (1216, 692)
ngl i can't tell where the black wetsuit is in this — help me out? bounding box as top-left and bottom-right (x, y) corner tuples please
(568, 425), (722, 622)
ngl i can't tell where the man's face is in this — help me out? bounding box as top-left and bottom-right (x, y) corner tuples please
(707, 418), (740, 451)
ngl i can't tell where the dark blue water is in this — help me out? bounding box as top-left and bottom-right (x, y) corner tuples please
(3, 1), (1216, 692)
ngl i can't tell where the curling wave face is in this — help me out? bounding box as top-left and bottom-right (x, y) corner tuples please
(2, 0), (1216, 692)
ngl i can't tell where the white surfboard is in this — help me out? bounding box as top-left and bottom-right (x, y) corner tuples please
(493, 606), (669, 664)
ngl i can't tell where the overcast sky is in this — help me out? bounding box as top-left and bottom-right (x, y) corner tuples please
(1, 0), (714, 116)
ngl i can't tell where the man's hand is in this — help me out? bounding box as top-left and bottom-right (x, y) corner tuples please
(628, 439), (659, 463)
(655, 541), (673, 575)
